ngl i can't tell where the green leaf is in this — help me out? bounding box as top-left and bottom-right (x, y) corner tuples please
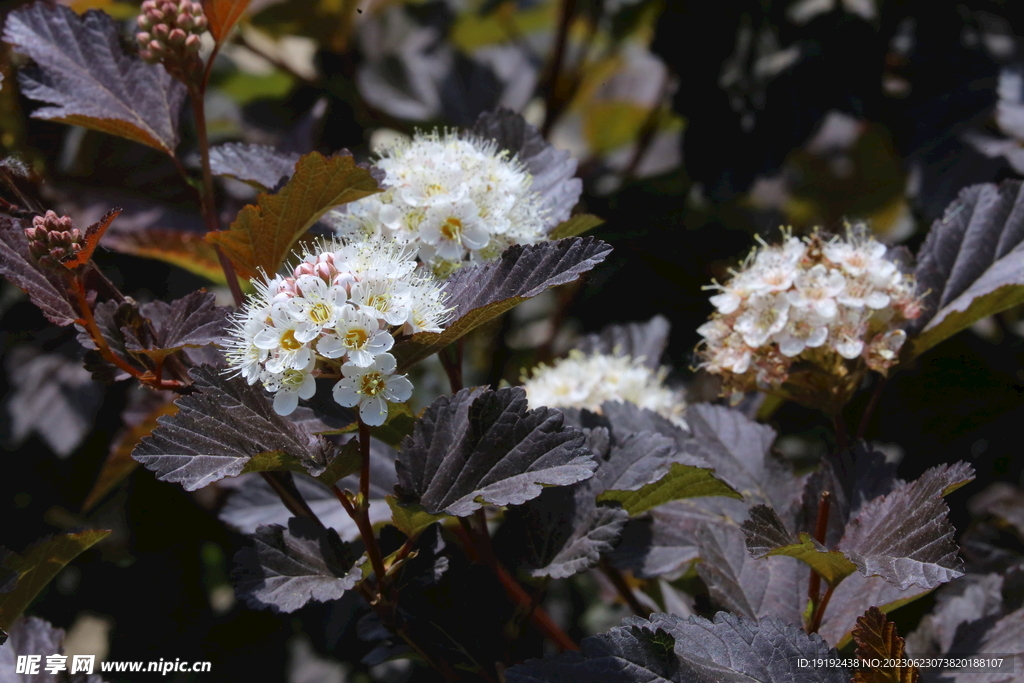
(596, 462), (741, 516)
(386, 496), (447, 539)
(763, 533), (858, 587)
(549, 214), (604, 239)
(743, 504), (857, 587)
(207, 151), (381, 280)
(240, 450), (309, 475)
(0, 531), (111, 631)
(314, 439), (361, 485)
(316, 401), (417, 449)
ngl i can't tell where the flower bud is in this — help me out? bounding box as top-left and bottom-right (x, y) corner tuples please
(152, 23), (169, 40)
(24, 211), (83, 269)
(168, 27), (187, 46)
(184, 34), (201, 52)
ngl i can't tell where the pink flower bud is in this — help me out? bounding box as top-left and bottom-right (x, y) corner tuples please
(168, 27), (187, 45)
(185, 34), (201, 51)
(193, 14), (208, 31)
(148, 39), (165, 53)
(177, 13), (194, 30)
(137, 14), (153, 30)
(136, 31), (152, 45)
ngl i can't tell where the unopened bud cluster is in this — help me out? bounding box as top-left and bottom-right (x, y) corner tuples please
(24, 210), (82, 268)
(136, 0), (207, 68)
(696, 226), (923, 399)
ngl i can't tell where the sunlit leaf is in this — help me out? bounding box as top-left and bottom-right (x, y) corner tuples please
(3, 3), (186, 154)
(207, 151), (381, 280)
(0, 531), (111, 631)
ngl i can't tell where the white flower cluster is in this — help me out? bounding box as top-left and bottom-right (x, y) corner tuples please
(697, 227), (922, 392)
(522, 350), (687, 425)
(327, 130), (551, 274)
(224, 237), (450, 422)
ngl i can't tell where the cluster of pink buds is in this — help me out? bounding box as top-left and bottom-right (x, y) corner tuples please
(136, 0), (207, 78)
(24, 210), (82, 268)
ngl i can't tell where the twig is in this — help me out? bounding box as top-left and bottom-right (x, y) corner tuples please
(806, 491), (831, 625)
(855, 375), (888, 441)
(832, 412), (848, 455)
(330, 421), (388, 586)
(261, 471), (324, 526)
(599, 558), (648, 617)
(808, 583), (836, 635)
(187, 84), (245, 307)
(72, 278), (187, 392)
(542, 0), (579, 137)
(439, 340), (464, 393)
(453, 519), (579, 651)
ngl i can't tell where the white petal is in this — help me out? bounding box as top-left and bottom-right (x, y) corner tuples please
(383, 374), (413, 402)
(375, 353), (397, 374)
(253, 328), (281, 350)
(274, 390), (299, 416)
(298, 373), (317, 399)
(317, 334), (346, 359)
(359, 396), (388, 426)
(332, 379), (361, 407)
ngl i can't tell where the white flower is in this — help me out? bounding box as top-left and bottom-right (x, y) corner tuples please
(263, 359), (317, 416)
(695, 225), (923, 394)
(254, 303), (317, 374)
(223, 235), (448, 420)
(787, 264), (845, 319)
(332, 353), (413, 426)
(734, 292), (790, 347)
(774, 312), (829, 357)
(317, 305), (394, 366)
(349, 277), (411, 326)
(522, 350), (687, 426)
(326, 129), (557, 272)
(223, 304), (270, 384)
(419, 200), (491, 260)
(290, 275), (346, 332)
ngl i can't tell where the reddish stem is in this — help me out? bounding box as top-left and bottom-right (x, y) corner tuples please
(599, 558), (648, 617)
(806, 491), (832, 621)
(454, 519), (579, 651)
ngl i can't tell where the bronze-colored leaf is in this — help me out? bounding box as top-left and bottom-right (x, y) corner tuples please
(207, 151), (381, 280)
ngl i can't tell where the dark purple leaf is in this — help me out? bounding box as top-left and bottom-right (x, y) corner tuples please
(0, 214), (77, 326)
(231, 517), (363, 613)
(575, 315), (672, 369)
(393, 237), (612, 370)
(4, 347), (102, 457)
(508, 613), (849, 683)
(0, 617), (67, 683)
(909, 180), (1024, 356)
(133, 366), (333, 491)
(209, 143), (301, 190)
(839, 462), (975, 591)
(3, 3), (187, 154)
(122, 291), (229, 359)
(395, 387), (596, 516)
(696, 523), (808, 626)
(818, 573), (929, 649)
(472, 108), (582, 226)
